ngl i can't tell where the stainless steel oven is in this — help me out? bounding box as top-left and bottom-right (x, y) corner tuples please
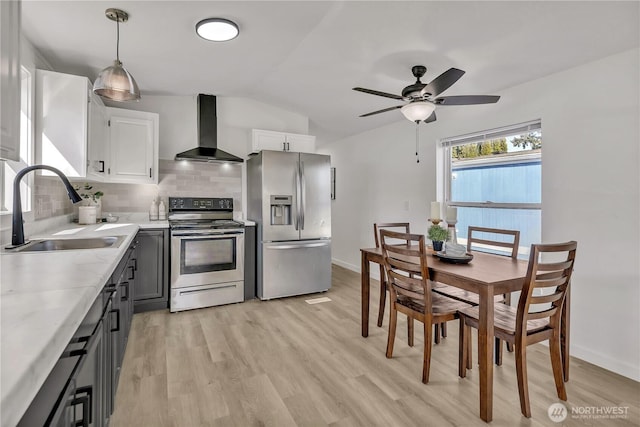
(169, 197), (245, 312)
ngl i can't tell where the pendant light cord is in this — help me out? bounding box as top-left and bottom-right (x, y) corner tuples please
(114, 11), (120, 63)
(415, 121), (420, 163)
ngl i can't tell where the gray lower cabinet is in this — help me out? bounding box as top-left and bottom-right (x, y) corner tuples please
(133, 229), (169, 313)
(244, 225), (256, 300)
(17, 241), (137, 427)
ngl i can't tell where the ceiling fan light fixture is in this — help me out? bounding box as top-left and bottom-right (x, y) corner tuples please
(196, 18), (239, 42)
(93, 8), (140, 102)
(401, 101), (435, 122)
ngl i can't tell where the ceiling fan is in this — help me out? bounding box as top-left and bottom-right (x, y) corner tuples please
(353, 65), (500, 124)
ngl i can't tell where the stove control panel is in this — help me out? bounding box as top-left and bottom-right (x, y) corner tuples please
(169, 197), (233, 211)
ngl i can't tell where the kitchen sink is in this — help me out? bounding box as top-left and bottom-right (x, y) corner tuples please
(11, 236), (126, 252)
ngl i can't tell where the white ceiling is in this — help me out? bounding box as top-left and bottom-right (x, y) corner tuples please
(21, 1), (640, 143)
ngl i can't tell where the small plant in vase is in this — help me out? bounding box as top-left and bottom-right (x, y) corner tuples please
(427, 224), (450, 252)
(75, 183), (104, 220)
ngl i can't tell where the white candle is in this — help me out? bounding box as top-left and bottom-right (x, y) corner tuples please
(430, 202), (441, 220)
(446, 206), (457, 222)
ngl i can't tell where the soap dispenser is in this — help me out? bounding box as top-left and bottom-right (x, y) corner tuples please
(149, 198), (159, 221)
(158, 198), (167, 220)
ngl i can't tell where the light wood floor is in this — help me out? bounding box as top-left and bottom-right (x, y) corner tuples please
(111, 265), (639, 427)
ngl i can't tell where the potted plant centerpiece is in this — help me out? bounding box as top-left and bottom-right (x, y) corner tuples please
(427, 224), (449, 252)
(75, 183), (104, 221)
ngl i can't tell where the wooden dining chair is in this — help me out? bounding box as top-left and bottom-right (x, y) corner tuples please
(374, 223), (411, 328)
(434, 226), (520, 360)
(458, 241), (577, 418)
(374, 223), (447, 344)
(380, 230), (474, 383)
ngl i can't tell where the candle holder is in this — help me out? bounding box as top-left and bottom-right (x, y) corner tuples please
(428, 218), (442, 226)
(446, 220), (458, 244)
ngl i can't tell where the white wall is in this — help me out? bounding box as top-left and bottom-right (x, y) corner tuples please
(319, 48), (640, 381)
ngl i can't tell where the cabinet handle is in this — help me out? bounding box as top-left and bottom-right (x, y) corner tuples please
(110, 309), (120, 332)
(133, 257), (138, 271)
(149, 168), (152, 178)
(71, 394), (90, 427)
(75, 386), (93, 424)
(120, 282), (129, 301)
(97, 160), (104, 173)
(128, 264), (135, 280)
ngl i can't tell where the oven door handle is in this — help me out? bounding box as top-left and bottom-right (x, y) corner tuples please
(172, 231), (244, 237)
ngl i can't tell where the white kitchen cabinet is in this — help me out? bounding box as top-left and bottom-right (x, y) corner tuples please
(0, 0), (21, 162)
(35, 69), (108, 178)
(251, 129), (315, 154)
(106, 108), (159, 184)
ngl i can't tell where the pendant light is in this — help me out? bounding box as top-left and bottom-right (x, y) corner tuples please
(93, 8), (140, 102)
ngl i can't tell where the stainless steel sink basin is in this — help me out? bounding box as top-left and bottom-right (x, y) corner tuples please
(12, 236), (126, 252)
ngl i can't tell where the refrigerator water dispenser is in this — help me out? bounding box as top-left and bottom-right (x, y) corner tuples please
(270, 195), (292, 225)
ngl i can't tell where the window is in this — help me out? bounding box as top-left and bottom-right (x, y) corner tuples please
(1, 66), (33, 213)
(441, 120), (541, 258)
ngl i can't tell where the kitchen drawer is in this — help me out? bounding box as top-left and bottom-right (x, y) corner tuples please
(170, 281), (243, 312)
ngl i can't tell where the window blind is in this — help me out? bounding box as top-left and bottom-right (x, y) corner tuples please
(441, 119), (541, 147)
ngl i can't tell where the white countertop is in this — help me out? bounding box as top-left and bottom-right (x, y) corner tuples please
(0, 214), (168, 427)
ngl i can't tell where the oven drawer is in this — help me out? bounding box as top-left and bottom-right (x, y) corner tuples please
(170, 281), (244, 312)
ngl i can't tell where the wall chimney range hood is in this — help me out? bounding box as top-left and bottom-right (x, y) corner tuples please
(174, 94), (243, 163)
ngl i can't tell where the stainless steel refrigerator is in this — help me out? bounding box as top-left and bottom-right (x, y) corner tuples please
(247, 150), (331, 300)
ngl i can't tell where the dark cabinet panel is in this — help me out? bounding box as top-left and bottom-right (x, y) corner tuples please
(244, 225), (256, 300)
(134, 229), (169, 312)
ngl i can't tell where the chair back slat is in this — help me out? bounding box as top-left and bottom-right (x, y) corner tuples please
(374, 222), (411, 248)
(467, 226), (520, 258)
(380, 230), (431, 308)
(530, 291), (564, 305)
(516, 241), (577, 338)
(526, 307), (559, 321)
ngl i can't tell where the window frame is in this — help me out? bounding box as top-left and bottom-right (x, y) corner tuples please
(441, 120), (542, 212)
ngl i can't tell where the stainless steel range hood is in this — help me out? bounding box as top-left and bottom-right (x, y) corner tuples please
(174, 94), (243, 163)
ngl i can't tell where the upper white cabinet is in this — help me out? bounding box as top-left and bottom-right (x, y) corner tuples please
(0, 0), (21, 162)
(251, 129), (315, 154)
(106, 108), (159, 184)
(35, 69), (107, 178)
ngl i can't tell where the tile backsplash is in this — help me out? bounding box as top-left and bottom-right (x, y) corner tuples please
(34, 159), (242, 220)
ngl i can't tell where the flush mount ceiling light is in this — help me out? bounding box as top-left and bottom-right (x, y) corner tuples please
(93, 8), (141, 102)
(196, 18), (239, 42)
(400, 101), (436, 122)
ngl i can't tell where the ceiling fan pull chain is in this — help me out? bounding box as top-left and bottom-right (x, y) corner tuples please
(415, 121), (420, 163)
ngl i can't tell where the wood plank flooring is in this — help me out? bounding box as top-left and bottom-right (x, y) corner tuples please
(111, 265), (640, 426)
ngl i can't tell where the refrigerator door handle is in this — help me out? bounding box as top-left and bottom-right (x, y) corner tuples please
(267, 241), (331, 250)
(294, 163), (301, 230)
(300, 161), (306, 230)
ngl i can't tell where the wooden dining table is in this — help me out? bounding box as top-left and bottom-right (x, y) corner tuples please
(360, 245), (569, 422)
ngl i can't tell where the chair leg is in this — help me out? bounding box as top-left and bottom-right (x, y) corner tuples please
(434, 322), (441, 344)
(377, 266), (386, 327)
(466, 326), (472, 369)
(386, 303), (397, 358)
(504, 293), (514, 352)
(408, 317), (415, 347)
(515, 342), (532, 418)
(459, 317), (467, 378)
(495, 338), (503, 366)
(549, 331), (568, 401)
(441, 322), (447, 338)
(423, 320), (433, 384)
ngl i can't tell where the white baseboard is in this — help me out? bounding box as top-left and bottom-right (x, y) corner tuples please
(571, 343), (640, 382)
(331, 258), (359, 272)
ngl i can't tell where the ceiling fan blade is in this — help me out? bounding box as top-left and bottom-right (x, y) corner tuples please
(353, 87), (404, 100)
(434, 95), (500, 105)
(359, 105), (403, 117)
(420, 68), (466, 98)
(423, 111), (437, 123)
